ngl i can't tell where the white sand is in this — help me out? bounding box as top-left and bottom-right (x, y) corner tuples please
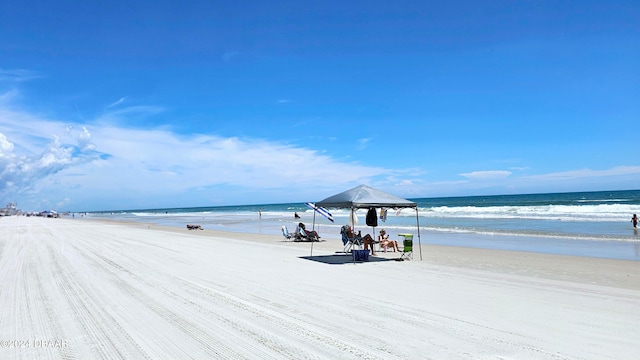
(1, 216), (639, 359)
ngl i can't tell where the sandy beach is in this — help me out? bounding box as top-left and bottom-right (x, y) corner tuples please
(1, 216), (638, 359)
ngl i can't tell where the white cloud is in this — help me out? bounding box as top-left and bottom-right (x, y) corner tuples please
(396, 180), (414, 186)
(3, 87), (637, 210)
(525, 166), (640, 181)
(0, 133), (14, 155)
(0, 103), (392, 210)
(0, 117), (103, 205)
(459, 170), (512, 180)
(85, 126), (385, 191)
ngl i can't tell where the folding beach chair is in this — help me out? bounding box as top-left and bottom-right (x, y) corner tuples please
(400, 234), (413, 260)
(297, 224), (320, 242)
(340, 225), (362, 253)
(281, 226), (295, 241)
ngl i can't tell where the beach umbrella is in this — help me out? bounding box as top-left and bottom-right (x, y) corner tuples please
(305, 202), (334, 257)
(305, 202), (334, 222)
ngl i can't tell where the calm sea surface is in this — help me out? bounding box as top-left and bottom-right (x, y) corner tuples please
(84, 190), (640, 260)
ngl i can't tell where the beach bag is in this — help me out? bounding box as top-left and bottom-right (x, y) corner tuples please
(366, 208), (378, 227)
(352, 249), (369, 261)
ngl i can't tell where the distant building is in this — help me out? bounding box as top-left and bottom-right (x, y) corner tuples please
(1, 203), (19, 216)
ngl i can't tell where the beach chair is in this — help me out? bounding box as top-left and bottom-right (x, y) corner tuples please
(340, 225), (362, 253)
(281, 225), (295, 241)
(400, 234), (413, 260)
(376, 230), (398, 253)
(297, 225), (320, 242)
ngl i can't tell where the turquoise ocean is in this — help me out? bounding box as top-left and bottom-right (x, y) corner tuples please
(85, 189), (640, 261)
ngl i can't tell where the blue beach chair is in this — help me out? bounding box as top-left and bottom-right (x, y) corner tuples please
(340, 225), (362, 253)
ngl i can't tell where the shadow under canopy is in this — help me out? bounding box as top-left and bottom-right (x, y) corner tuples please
(310, 184), (423, 260)
(299, 255), (396, 265)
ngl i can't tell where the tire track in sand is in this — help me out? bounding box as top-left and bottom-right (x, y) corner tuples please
(65, 239), (245, 360)
(48, 244), (151, 360)
(74, 235), (379, 359)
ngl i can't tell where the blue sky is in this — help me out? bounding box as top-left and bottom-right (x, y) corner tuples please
(1, 0), (639, 211)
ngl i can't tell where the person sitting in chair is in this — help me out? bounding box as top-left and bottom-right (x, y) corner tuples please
(378, 229), (399, 252)
(344, 225), (376, 255)
(298, 223), (320, 240)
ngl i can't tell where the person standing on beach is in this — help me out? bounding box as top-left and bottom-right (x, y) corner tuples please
(632, 214), (638, 228)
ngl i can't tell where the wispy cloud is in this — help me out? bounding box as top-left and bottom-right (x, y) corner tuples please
(525, 166), (640, 181)
(94, 105), (165, 126)
(459, 170), (512, 180)
(222, 51), (239, 63)
(0, 68), (42, 82)
(357, 137), (372, 150)
(107, 97), (126, 108)
(101, 105), (164, 118)
(0, 89), (20, 103)
(395, 180), (414, 186)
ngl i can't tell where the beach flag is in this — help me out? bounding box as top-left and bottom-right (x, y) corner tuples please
(305, 202), (334, 222)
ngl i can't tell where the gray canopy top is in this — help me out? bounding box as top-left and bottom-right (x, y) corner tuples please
(316, 184), (417, 209)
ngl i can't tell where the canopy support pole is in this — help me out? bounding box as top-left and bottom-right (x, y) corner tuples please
(415, 207), (423, 261)
(310, 211), (317, 256)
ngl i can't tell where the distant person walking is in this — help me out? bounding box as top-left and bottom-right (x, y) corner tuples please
(294, 212), (300, 219)
(632, 214), (638, 228)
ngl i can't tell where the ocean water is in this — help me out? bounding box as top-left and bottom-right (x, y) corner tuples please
(84, 189), (640, 260)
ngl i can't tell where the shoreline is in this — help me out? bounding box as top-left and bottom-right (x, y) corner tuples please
(76, 211), (640, 261)
(77, 217), (639, 291)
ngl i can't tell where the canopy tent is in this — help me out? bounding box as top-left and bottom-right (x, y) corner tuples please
(312, 184), (423, 260)
(316, 184), (417, 208)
